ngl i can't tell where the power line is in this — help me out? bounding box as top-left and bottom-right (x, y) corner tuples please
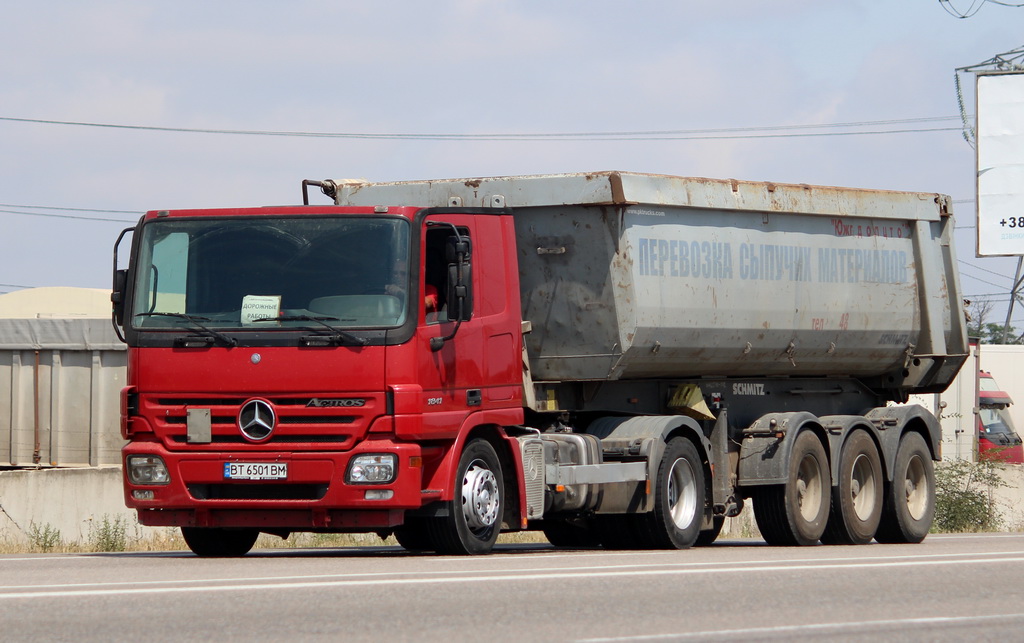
(960, 259), (1016, 281)
(940, 0), (1024, 19)
(960, 271), (1015, 292)
(0, 115), (965, 142)
(941, 0), (988, 18)
(0, 202), (140, 214)
(0, 207), (138, 223)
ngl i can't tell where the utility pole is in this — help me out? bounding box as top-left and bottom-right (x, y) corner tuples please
(957, 46), (1024, 344)
(1001, 257), (1023, 344)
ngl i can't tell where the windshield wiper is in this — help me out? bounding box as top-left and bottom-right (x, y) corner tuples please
(135, 312), (238, 347)
(251, 315), (369, 347)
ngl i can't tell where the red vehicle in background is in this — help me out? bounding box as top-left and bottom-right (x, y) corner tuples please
(978, 371), (1024, 463)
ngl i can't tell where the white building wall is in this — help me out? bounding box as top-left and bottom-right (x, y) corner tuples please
(918, 344), (1024, 462)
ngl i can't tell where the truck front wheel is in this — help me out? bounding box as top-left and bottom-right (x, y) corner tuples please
(428, 439), (504, 555)
(181, 527), (259, 557)
(393, 518), (435, 552)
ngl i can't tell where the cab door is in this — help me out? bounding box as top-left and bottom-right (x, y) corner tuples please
(404, 212), (523, 440)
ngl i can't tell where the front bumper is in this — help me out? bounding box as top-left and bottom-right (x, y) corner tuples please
(123, 438), (428, 530)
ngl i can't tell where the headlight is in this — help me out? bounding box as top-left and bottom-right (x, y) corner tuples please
(126, 455), (170, 485)
(347, 454), (396, 484)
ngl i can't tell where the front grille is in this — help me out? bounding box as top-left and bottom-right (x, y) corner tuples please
(165, 416), (355, 425)
(188, 483), (328, 501)
(145, 394), (376, 451)
(519, 438), (546, 519)
(171, 435), (351, 445)
(158, 398), (245, 406)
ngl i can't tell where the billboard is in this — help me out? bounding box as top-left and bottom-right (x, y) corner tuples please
(977, 71), (1024, 257)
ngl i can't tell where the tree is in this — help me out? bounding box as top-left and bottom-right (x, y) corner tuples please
(967, 300), (1024, 344)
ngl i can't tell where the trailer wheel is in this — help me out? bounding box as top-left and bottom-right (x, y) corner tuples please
(428, 439), (503, 555)
(753, 430), (829, 546)
(180, 527), (259, 557)
(875, 432), (935, 544)
(822, 430), (883, 545)
(632, 438), (704, 549)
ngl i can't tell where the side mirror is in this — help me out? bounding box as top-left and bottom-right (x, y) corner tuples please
(445, 236), (473, 321)
(111, 225), (135, 342)
(447, 265), (473, 322)
(112, 269), (127, 325)
(428, 225), (474, 351)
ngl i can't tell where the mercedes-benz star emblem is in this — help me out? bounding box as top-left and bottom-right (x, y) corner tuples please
(238, 399), (275, 441)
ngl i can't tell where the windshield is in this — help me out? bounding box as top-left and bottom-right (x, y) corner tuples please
(130, 216), (409, 330)
(979, 375), (1000, 392)
(980, 407), (1017, 436)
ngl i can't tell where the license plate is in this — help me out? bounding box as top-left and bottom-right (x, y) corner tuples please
(224, 462), (288, 480)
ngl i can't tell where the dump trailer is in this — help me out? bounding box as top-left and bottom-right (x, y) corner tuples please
(112, 171), (968, 556)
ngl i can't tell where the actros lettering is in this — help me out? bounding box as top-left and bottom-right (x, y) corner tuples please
(306, 398), (366, 408)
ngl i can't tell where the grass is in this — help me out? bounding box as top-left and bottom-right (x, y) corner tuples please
(5, 490), (1017, 555)
(0, 520), (549, 554)
(932, 457), (1006, 533)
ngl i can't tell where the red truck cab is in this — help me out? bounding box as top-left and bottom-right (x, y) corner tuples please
(977, 371), (1023, 463)
(115, 205), (526, 554)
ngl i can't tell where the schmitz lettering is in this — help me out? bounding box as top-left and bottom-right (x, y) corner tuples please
(732, 383), (767, 396)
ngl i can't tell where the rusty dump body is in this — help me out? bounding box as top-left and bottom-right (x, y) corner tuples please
(333, 171), (969, 398)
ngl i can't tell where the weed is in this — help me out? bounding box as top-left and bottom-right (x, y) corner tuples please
(88, 515), (130, 552)
(734, 513), (762, 540)
(27, 522), (62, 552)
(933, 457), (1006, 533)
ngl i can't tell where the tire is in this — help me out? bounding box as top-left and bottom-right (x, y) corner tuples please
(753, 430), (829, 546)
(821, 430), (883, 545)
(542, 519), (602, 548)
(633, 438), (704, 549)
(695, 516), (725, 547)
(393, 519), (435, 552)
(875, 432), (935, 544)
(181, 527), (259, 557)
(427, 439), (504, 555)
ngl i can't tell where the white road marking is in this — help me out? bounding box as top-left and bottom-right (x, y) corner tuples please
(576, 612), (1024, 641)
(3, 548), (1024, 591)
(1, 554), (1023, 599)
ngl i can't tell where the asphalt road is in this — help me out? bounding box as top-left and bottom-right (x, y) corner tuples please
(2, 533), (1024, 642)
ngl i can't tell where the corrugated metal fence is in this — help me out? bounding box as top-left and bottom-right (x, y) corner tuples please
(0, 319), (125, 467)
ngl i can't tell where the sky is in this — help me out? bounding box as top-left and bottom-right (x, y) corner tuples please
(2, 1), (1023, 328)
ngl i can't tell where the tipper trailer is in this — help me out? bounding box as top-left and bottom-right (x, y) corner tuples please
(112, 171), (968, 555)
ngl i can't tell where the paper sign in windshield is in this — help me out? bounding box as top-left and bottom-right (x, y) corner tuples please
(241, 295), (282, 325)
